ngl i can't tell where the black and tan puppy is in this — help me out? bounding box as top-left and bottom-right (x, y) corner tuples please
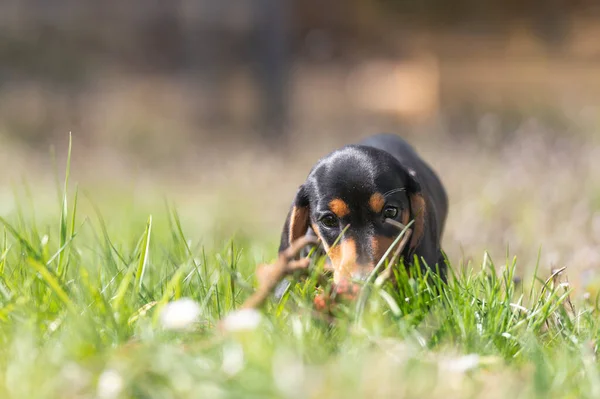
(279, 133), (448, 285)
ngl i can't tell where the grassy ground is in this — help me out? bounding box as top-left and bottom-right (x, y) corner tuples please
(1, 134), (600, 399)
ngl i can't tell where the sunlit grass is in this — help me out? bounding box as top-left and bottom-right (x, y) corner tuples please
(0, 144), (599, 399)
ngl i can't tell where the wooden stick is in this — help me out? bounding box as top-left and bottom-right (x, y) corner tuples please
(240, 236), (318, 309)
(240, 218), (413, 310)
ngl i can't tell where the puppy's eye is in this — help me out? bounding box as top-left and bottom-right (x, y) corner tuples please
(319, 214), (338, 228)
(383, 206), (399, 219)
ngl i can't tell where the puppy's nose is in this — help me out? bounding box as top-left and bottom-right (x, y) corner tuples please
(333, 278), (361, 301)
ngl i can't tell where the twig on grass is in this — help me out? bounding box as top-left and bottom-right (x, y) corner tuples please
(240, 236), (319, 309)
(239, 218), (412, 312)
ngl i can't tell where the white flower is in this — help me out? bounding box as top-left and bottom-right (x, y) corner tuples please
(48, 318), (62, 333)
(159, 298), (201, 331)
(221, 309), (262, 332)
(221, 342), (245, 376)
(97, 369), (124, 399)
(440, 354), (480, 373)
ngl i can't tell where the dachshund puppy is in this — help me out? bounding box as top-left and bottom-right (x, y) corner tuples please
(278, 133), (448, 284)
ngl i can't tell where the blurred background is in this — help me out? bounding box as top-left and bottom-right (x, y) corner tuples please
(1, 1), (600, 290)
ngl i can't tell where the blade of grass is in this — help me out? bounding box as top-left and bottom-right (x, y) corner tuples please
(0, 216), (42, 261)
(168, 204), (206, 297)
(229, 240), (237, 310)
(529, 246), (543, 303)
(0, 227), (8, 275)
(26, 257), (76, 313)
(86, 192), (128, 275)
(134, 215), (153, 297)
(57, 133), (73, 278)
(151, 262), (191, 325)
(20, 178), (42, 247)
(355, 220), (414, 321)
(112, 262), (137, 312)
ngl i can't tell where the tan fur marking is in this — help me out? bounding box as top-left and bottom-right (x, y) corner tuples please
(409, 194), (426, 251)
(288, 206), (309, 245)
(328, 238), (358, 283)
(369, 192), (385, 213)
(329, 198), (350, 218)
(310, 222), (321, 241)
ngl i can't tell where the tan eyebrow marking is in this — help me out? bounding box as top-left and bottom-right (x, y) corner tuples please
(369, 192), (385, 213)
(329, 198), (350, 218)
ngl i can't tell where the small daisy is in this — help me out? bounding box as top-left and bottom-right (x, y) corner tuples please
(221, 309), (262, 332)
(159, 298), (201, 331)
(97, 369), (124, 399)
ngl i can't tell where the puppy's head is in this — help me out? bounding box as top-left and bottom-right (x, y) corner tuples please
(279, 145), (426, 284)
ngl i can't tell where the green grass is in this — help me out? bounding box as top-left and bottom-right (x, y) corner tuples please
(0, 152), (599, 399)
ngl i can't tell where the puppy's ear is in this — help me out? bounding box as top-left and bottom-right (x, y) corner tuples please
(278, 184), (310, 253)
(405, 169), (426, 253)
